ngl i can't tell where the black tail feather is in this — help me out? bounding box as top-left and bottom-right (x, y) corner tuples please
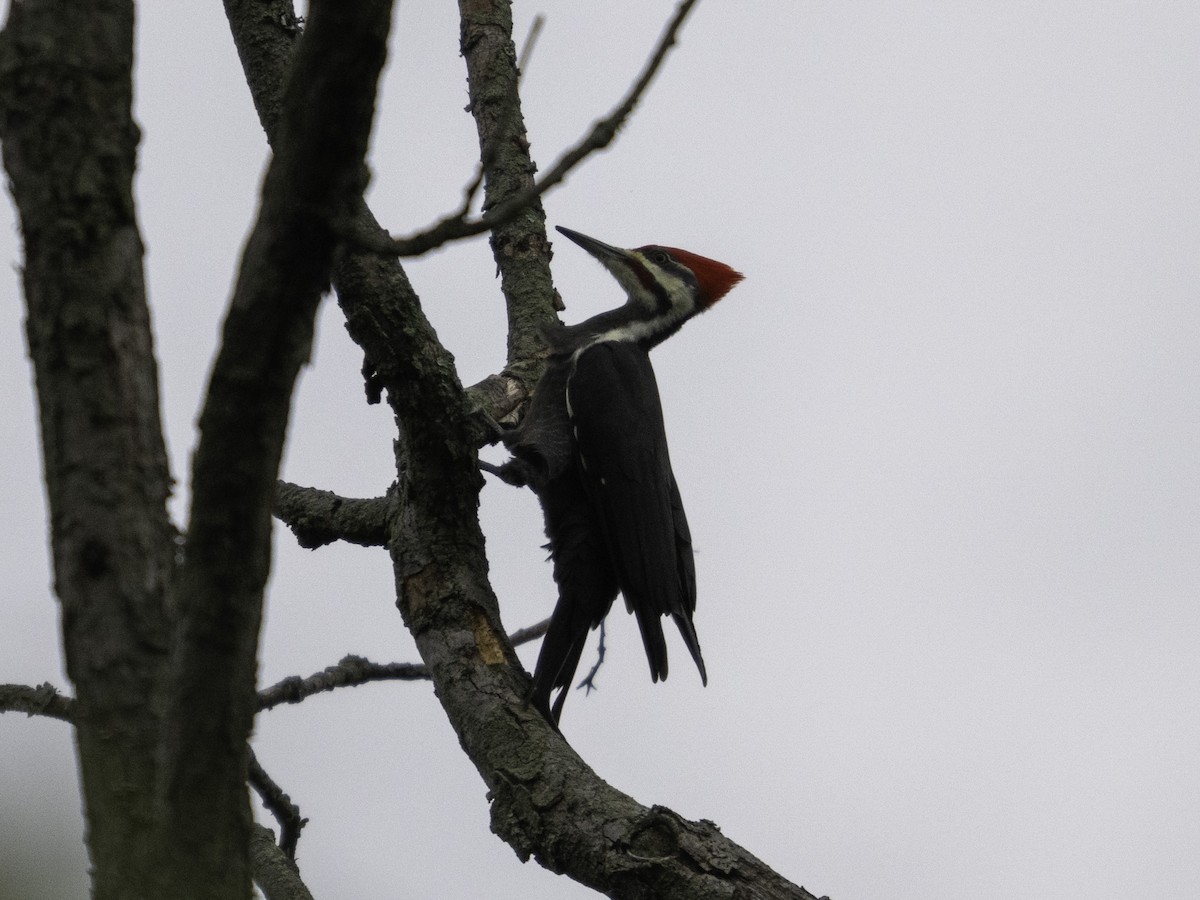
(672, 612), (707, 686)
(529, 607), (589, 724)
(632, 605), (670, 683)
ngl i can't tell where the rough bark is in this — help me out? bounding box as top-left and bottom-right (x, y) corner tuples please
(2, 0), (392, 896)
(274, 480), (392, 548)
(156, 1), (393, 896)
(458, 0), (560, 374)
(250, 825), (316, 900)
(224, 3), (825, 897)
(4, 0), (824, 895)
(0, 3), (173, 895)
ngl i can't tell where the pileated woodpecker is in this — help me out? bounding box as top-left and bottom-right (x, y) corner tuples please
(494, 225), (744, 724)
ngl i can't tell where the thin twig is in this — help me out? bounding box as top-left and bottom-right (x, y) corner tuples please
(509, 616), (550, 648)
(409, 14), (547, 254)
(376, 0), (700, 258)
(516, 14), (545, 78)
(0, 621), (550, 722)
(256, 618), (551, 711)
(248, 747), (307, 862)
(257, 655), (429, 711)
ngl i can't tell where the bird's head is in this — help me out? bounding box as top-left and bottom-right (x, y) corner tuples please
(556, 226), (743, 348)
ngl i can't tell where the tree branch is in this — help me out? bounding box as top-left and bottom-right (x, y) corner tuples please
(457, 0), (559, 377)
(0, 1), (174, 893)
(0, 683), (316, 878)
(248, 748), (307, 862)
(250, 825), (316, 900)
(0, 612), (547, 726)
(256, 620), (549, 710)
(157, 2), (394, 896)
(0, 682), (76, 722)
(507, 616), (551, 648)
(220, 1), (822, 896)
(274, 480), (392, 548)
(221, 0), (301, 143)
(257, 655), (430, 710)
(384, 0), (701, 259)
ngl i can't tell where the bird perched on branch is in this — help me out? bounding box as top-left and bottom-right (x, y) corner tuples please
(490, 225), (743, 724)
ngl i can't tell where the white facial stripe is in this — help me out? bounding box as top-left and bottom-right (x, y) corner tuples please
(587, 267), (698, 348)
(608, 252), (698, 315)
(594, 317), (669, 345)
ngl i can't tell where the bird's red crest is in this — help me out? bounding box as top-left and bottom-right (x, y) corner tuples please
(658, 247), (744, 308)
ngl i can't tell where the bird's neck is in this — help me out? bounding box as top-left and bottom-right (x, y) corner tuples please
(555, 301), (693, 355)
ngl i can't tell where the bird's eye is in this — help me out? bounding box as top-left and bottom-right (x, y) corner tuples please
(649, 250), (671, 265)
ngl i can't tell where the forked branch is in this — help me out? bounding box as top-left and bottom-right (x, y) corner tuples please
(220, 0), (824, 896)
(157, 3), (395, 894)
(385, 0), (701, 258)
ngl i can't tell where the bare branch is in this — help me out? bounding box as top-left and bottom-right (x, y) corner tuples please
(274, 481), (392, 549)
(508, 617), (551, 648)
(248, 748), (307, 862)
(444, 8), (546, 254)
(0, 2), (174, 890)
(255, 619), (549, 711)
(250, 825), (316, 900)
(220, 0), (303, 143)
(384, 0), (701, 259)
(456, 0), (559, 378)
(257, 655), (430, 711)
(0, 682), (317, 885)
(516, 14), (545, 77)
(0, 682), (76, 722)
(158, 2), (395, 892)
(222, 1), (826, 895)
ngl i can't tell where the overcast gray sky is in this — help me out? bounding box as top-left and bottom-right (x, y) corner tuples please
(3, 2), (1198, 898)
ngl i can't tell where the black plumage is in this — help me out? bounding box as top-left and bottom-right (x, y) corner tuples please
(500, 337), (706, 723)
(492, 226), (742, 724)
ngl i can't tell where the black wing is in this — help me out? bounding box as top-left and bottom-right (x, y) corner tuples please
(527, 464), (619, 723)
(666, 469), (707, 684)
(566, 341), (707, 685)
(517, 356), (620, 723)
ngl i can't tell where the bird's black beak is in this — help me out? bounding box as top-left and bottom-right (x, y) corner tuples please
(555, 226), (628, 265)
